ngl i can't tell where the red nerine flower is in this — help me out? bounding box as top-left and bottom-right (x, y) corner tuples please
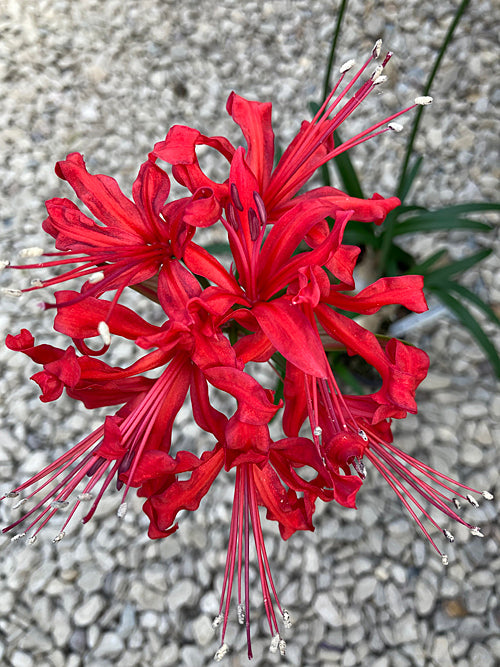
(6, 153), (220, 319)
(3, 37), (493, 663)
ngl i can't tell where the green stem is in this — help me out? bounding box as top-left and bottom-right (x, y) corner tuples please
(397, 0), (470, 198)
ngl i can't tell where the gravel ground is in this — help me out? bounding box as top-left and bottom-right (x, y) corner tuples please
(0, 1), (498, 666)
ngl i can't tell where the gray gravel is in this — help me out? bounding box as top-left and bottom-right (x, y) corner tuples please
(0, 0), (499, 666)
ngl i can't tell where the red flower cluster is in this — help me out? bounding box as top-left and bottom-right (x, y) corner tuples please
(2, 41), (492, 660)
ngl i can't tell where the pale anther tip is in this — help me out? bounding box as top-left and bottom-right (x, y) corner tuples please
(77, 492), (94, 502)
(415, 96), (433, 106)
(19, 247), (44, 258)
(0, 260), (10, 270)
(471, 526), (484, 538)
(28, 535), (37, 545)
(88, 271), (105, 284)
(212, 614), (223, 629)
(372, 38), (383, 59)
(52, 531), (65, 543)
(373, 74), (388, 86)
(482, 490), (494, 500)
(340, 59), (355, 74)
(237, 604), (245, 625)
(441, 554), (449, 566)
(214, 643), (229, 661)
(1, 288), (22, 298)
(313, 426), (322, 437)
(388, 122), (404, 133)
(98, 321), (111, 346)
(269, 634), (280, 653)
(443, 529), (455, 543)
(10, 532), (26, 542)
(466, 494), (479, 508)
(117, 502), (128, 519)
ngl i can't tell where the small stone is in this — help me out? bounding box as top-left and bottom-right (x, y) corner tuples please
(353, 576), (377, 603)
(431, 635), (453, 667)
(192, 615), (214, 646)
(10, 651), (34, 667)
(313, 592), (342, 627)
(415, 577), (437, 616)
(74, 594), (106, 627)
(168, 579), (196, 611)
(469, 643), (495, 667)
(93, 632), (125, 658)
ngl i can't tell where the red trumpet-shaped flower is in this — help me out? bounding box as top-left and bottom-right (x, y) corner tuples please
(5, 153), (220, 318)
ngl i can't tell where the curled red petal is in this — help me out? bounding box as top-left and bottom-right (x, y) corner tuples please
(252, 298), (328, 378)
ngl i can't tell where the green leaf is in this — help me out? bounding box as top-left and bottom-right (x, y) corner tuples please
(391, 215), (493, 237)
(410, 249), (448, 273)
(320, 0), (349, 102)
(397, 0), (471, 195)
(332, 130), (364, 198)
(342, 220), (378, 247)
(424, 249), (491, 284)
(446, 282), (500, 328)
(430, 288), (500, 377)
(398, 156), (423, 203)
(203, 242), (232, 254)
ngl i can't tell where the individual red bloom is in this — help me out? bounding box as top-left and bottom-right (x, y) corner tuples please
(6, 152), (220, 317)
(150, 40), (430, 225)
(129, 419), (332, 659)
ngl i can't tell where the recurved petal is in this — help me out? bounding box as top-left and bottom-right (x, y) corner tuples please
(226, 92), (275, 192)
(252, 298), (329, 378)
(55, 153), (148, 237)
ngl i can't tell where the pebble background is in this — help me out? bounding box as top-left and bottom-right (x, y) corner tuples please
(0, 1), (498, 666)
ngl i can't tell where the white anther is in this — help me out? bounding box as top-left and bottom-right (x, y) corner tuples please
(470, 526), (484, 538)
(269, 634), (280, 653)
(373, 74), (388, 86)
(279, 638), (287, 656)
(1, 288), (22, 297)
(415, 96), (433, 106)
(19, 247), (44, 258)
(357, 429), (368, 442)
(88, 271), (105, 284)
(466, 494), (479, 508)
(51, 500), (69, 510)
(0, 260), (10, 270)
(282, 608), (292, 629)
(77, 492), (94, 502)
(388, 122), (404, 132)
(371, 65), (384, 82)
(28, 535), (37, 545)
(5, 491), (19, 498)
(212, 614), (223, 629)
(10, 532), (26, 542)
(117, 502), (128, 519)
(98, 321), (111, 346)
(372, 39), (382, 59)
(340, 59), (355, 74)
(313, 426), (322, 437)
(30, 279), (44, 287)
(12, 498), (28, 509)
(352, 457), (367, 480)
(214, 643), (230, 661)
(441, 554), (449, 566)
(52, 531), (65, 543)
(237, 604), (245, 625)
(482, 491), (494, 501)
(443, 529), (455, 543)
(452, 498), (462, 510)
